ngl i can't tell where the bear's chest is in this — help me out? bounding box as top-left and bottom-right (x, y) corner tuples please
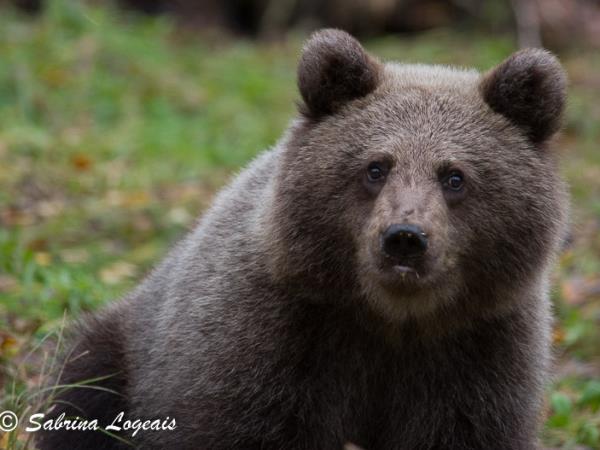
(290, 323), (528, 449)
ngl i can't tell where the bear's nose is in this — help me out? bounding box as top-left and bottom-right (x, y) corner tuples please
(381, 224), (428, 259)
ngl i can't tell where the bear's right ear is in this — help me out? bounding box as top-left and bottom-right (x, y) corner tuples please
(297, 29), (382, 119)
(479, 49), (567, 144)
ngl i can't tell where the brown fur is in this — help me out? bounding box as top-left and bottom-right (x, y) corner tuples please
(480, 48), (567, 143)
(298, 28), (381, 118)
(38, 30), (568, 450)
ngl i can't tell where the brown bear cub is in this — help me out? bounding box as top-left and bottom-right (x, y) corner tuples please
(37, 30), (568, 450)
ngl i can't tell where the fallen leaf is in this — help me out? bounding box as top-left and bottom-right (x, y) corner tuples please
(123, 191), (152, 208)
(0, 430), (9, 448)
(71, 153), (92, 171)
(0, 331), (18, 357)
(100, 261), (137, 285)
(34, 252), (52, 266)
(562, 276), (600, 306)
(553, 326), (565, 345)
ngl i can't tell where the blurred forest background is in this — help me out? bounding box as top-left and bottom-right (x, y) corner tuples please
(0, 1), (599, 449)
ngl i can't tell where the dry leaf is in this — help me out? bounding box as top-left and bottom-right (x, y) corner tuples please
(0, 331), (18, 357)
(123, 191), (152, 208)
(0, 430), (10, 448)
(562, 276), (600, 305)
(71, 153), (92, 171)
(34, 252), (51, 266)
(552, 326), (565, 345)
(100, 261), (137, 285)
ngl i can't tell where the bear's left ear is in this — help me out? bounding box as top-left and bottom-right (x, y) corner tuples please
(480, 49), (567, 144)
(298, 29), (382, 119)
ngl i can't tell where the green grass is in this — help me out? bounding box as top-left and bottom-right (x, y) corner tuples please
(0, 1), (599, 448)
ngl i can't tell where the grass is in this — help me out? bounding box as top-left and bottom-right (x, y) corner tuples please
(0, 1), (599, 448)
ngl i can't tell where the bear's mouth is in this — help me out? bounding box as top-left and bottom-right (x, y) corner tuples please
(374, 259), (425, 287)
(384, 253), (424, 278)
(391, 264), (419, 278)
(375, 250), (432, 287)
(368, 246), (430, 287)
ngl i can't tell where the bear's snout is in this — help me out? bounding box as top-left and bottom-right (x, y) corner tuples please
(380, 223), (428, 262)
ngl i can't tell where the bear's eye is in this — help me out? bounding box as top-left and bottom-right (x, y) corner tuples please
(442, 171), (465, 192)
(367, 162), (386, 182)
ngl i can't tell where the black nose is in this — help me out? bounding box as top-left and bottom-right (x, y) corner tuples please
(381, 224), (428, 259)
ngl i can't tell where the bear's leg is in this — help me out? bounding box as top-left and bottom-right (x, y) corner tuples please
(35, 312), (130, 450)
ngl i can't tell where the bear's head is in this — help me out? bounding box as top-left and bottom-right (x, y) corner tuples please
(269, 29), (568, 325)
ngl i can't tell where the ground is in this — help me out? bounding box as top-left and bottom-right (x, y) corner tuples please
(0, 2), (598, 449)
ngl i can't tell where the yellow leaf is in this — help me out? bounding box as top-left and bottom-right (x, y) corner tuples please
(34, 252), (52, 266)
(0, 332), (18, 357)
(552, 326), (565, 345)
